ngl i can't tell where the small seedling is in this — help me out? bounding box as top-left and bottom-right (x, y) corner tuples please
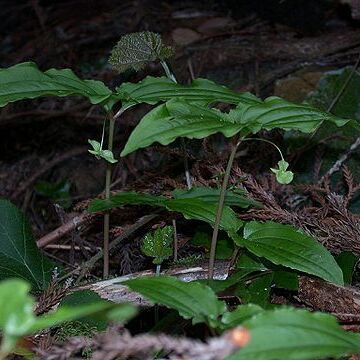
(271, 159), (294, 184)
(141, 226), (173, 275)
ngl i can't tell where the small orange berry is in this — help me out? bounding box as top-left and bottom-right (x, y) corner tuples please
(228, 327), (251, 347)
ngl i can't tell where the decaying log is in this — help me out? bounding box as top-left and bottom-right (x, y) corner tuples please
(79, 261), (230, 306)
(298, 276), (360, 319)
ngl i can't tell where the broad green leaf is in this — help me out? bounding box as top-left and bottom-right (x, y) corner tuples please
(109, 32), (174, 73)
(221, 304), (263, 329)
(229, 96), (350, 133)
(164, 198), (242, 233)
(236, 252), (268, 272)
(0, 62), (114, 109)
(121, 96), (351, 156)
(142, 226), (173, 265)
(89, 191), (166, 212)
(228, 308), (360, 360)
(124, 276), (226, 326)
(120, 101), (244, 156)
(116, 75), (260, 108)
(0, 199), (54, 289)
(172, 186), (260, 208)
(336, 251), (358, 285)
(88, 192), (243, 233)
(236, 221), (343, 285)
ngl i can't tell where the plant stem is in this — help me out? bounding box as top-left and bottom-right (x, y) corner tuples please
(172, 219), (178, 261)
(208, 139), (241, 279)
(160, 60), (177, 83)
(156, 264), (161, 276)
(160, 60), (192, 189)
(103, 110), (115, 279)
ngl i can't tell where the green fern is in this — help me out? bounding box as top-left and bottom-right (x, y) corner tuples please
(109, 32), (174, 73)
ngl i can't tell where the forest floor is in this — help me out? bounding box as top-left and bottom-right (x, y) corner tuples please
(1, 1), (360, 358)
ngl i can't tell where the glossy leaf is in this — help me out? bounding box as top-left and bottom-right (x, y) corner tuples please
(121, 96), (351, 156)
(0, 62), (114, 109)
(142, 226), (173, 265)
(228, 308), (360, 360)
(0, 200), (54, 289)
(165, 198), (242, 233)
(229, 96), (350, 133)
(120, 101), (244, 156)
(124, 276), (226, 326)
(116, 75), (260, 108)
(89, 191), (166, 211)
(89, 191), (243, 233)
(172, 186), (260, 208)
(236, 221), (343, 285)
(109, 32), (174, 73)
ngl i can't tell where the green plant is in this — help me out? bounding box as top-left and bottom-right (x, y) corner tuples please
(0, 278), (136, 359)
(0, 199), (54, 290)
(2, 32), (356, 280)
(125, 275), (360, 359)
(141, 226), (173, 275)
(35, 179), (72, 209)
(90, 32), (358, 278)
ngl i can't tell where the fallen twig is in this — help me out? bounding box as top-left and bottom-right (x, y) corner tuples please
(39, 326), (245, 360)
(79, 260), (230, 305)
(57, 214), (159, 284)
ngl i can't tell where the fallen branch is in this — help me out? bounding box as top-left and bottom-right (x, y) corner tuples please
(57, 214), (159, 283)
(298, 276), (360, 318)
(37, 213), (92, 248)
(39, 326), (245, 360)
(79, 260), (230, 305)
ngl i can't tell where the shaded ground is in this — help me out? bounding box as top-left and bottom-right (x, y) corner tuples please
(1, 0), (360, 277)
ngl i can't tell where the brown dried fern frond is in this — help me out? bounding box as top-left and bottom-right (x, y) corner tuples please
(35, 280), (71, 316)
